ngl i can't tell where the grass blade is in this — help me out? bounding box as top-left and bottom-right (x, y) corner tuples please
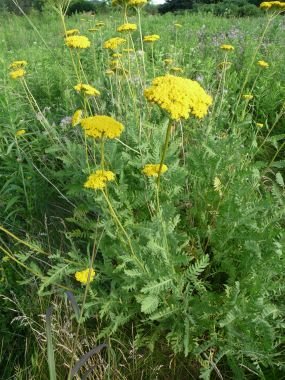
(70, 343), (107, 378)
(46, 306), (57, 380)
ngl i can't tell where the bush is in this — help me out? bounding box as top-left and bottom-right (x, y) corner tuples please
(66, 0), (96, 15)
(195, 0), (261, 17)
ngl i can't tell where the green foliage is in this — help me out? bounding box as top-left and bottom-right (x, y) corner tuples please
(66, 0), (97, 15)
(195, 0), (262, 17)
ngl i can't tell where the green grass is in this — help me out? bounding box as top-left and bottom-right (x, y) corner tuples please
(1, 5), (285, 379)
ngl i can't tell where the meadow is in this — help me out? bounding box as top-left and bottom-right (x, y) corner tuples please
(1, 1), (285, 379)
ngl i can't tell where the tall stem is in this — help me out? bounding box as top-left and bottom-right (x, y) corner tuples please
(157, 119), (172, 190)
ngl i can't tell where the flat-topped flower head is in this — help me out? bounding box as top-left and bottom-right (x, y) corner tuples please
(80, 115), (124, 139)
(65, 29), (80, 37)
(220, 44), (235, 51)
(75, 268), (96, 284)
(256, 122), (264, 128)
(174, 23), (182, 28)
(84, 170), (115, 190)
(217, 61), (232, 69)
(9, 60), (27, 69)
(103, 37), (126, 50)
(117, 23), (137, 33)
(72, 109), (83, 126)
(170, 67), (184, 73)
(15, 129), (26, 137)
(10, 69), (26, 79)
(142, 164), (168, 177)
(143, 34), (160, 43)
(144, 74), (213, 120)
(242, 94), (254, 100)
(88, 28), (99, 32)
(128, 0), (148, 6)
(260, 1), (285, 9)
(163, 58), (173, 65)
(74, 83), (100, 97)
(96, 21), (105, 27)
(257, 60), (269, 68)
(65, 35), (90, 49)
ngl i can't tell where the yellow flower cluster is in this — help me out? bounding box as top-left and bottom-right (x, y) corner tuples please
(15, 129), (26, 137)
(260, 1), (285, 9)
(163, 58), (173, 65)
(10, 69), (26, 79)
(257, 60), (269, 68)
(112, 0), (147, 5)
(220, 44), (235, 51)
(217, 61), (232, 69)
(144, 74), (213, 120)
(65, 35), (91, 49)
(256, 122), (264, 128)
(143, 34), (160, 43)
(74, 83), (100, 96)
(81, 115), (124, 139)
(243, 94), (254, 100)
(84, 170), (115, 190)
(142, 164), (168, 177)
(9, 60), (27, 79)
(65, 29), (80, 37)
(9, 60), (27, 69)
(96, 21), (105, 27)
(117, 23), (137, 32)
(170, 67), (184, 73)
(75, 268), (96, 285)
(72, 109), (83, 126)
(103, 37), (126, 50)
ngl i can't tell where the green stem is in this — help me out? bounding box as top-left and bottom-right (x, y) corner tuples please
(157, 119), (172, 190)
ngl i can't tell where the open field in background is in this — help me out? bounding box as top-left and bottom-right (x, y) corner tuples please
(1, 5), (285, 379)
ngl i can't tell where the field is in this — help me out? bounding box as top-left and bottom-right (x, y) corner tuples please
(1, 3), (285, 379)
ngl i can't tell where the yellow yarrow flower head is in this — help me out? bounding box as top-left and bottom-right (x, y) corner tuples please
(96, 21), (105, 27)
(170, 67), (184, 73)
(256, 122), (264, 128)
(143, 34), (160, 43)
(123, 48), (135, 53)
(65, 29), (80, 37)
(72, 109), (83, 127)
(74, 83), (100, 97)
(128, 0), (148, 6)
(65, 35), (91, 49)
(75, 268), (95, 285)
(144, 74), (213, 120)
(103, 37), (126, 50)
(260, 1), (285, 9)
(117, 23), (137, 32)
(15, 129), (26, 137)
(257, 60), (269, 68)
(220, 44), (235, 51)
(88, 28), (99, 32)
(217, 61), (232, 69)
(80, 115), (124, 139)
(142, 164), (168, 177)
(9, 69), (26, 79)
(112, 53), (123, 58)
(242, 94), (254, 100)
(84, 170), (115, 190)
(174, 23), (182, 28)
(105, 69), (115, 76)
(163, 58), (173, 65)
(9, 60), (27, 69)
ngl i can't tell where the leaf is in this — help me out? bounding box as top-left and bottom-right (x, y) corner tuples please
(141, 278), (173, 295)
(65, 291), (81, 321)
(141, 295), (159, 314)
(70, 343), (107, 378)
(46, 307), (57, 380)
(276, 172), (284, 188)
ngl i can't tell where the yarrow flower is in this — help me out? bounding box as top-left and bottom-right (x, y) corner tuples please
(112, 53), (123, 58)
(242, 94), (254, 100)
(256, 122), (264, 128)
(9, 60), (27, 69)
(72, 109), (83, 126)
(128, 0), (148, 5)
(143, 34), (160, 43)
(163, 58), (173, 65)
(75, 268), (96, 285)
(170, 67), (184, 73)
(80, 115), (124, 139)
(65, 35), (91, 49)
(142, 164), (168, 177)
(84, 170), (115, 190)
(117, 23), (137, 32)
(105, 69), (115, 76)
(144, 74), (213, 120)
(103, 37), (126, 50)
(15, 129), (26, 137)
(174, 23), (182, 28)
(257, 60), (269, 68)
(220, 44), (235, 51)
(260, 1), (285, 9)
(74, 83), (100, 96)
(65, 29), (80, 37)
(217, 61), (232, 69)
(96, 21), (105, 27)
(123, 48), (135, 53)
(9, 69), (26, 79)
